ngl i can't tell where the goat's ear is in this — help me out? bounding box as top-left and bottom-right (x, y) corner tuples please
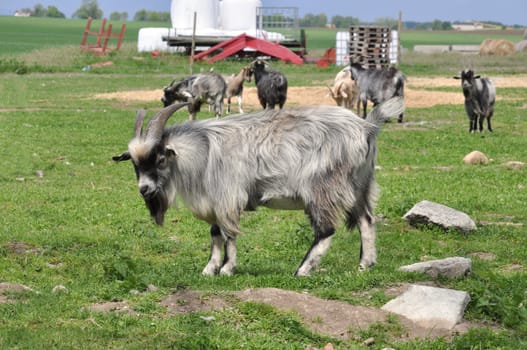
(473, 75), (481, 79)
(165, 144), (179, 158)
(453, 76), (461, 79)
(113, 151), (131, 162)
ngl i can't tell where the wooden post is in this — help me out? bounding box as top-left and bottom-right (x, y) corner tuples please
(397, 11), (402, 65)
(190, 11), (197, 75)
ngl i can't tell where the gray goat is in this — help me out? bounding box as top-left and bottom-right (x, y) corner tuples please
(347, 63), (406, 123)
(113, 97), (404, 276)
(247, 60), (288, 109)
(161, 72), (226, 120)
(453, 69), (496, 133)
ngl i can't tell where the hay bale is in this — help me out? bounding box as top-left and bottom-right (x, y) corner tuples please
(479, 39), (515, 56)
(463, 151), (489, 165)
(515, 40), (527, 52)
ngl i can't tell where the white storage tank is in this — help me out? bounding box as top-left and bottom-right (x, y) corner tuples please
(220, 0), (262, 31)
(170, 0), (219, 30)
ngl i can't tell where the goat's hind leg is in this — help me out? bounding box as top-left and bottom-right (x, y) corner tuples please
(296, 207), (336, 276)
(346, 209), (377, 271)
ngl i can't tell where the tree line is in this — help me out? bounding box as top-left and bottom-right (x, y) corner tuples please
(22, 1), (517, 30)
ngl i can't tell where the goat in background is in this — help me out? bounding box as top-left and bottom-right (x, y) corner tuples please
(453, 68), (496, 133)
(327, 68), (360, 110)
(224, 66), (251, 114)
(346, 63), (406, 123)
(161, 72), (226, 120)
(247, 60), (288, 110)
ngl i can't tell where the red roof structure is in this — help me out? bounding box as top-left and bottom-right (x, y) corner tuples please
(194, 33), (303, 64)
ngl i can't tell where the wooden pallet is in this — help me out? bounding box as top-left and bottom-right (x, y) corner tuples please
(349, 26), (391, 68)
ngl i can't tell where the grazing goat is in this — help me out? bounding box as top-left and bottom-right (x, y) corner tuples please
(161, 72), (226, 120)
(453, 69), (496, 133)
(347, 63), (406, 123)
(247, 60), (288, 109)
(327, 69), (360, 110)
(113, 98), (404, 276)
(224, 66), (251, 114)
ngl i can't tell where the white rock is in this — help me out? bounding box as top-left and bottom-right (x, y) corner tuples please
(382, 284), (470, 330)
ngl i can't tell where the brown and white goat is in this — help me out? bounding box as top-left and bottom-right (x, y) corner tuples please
(224, 66), (251, 114)
(113, 98), (404, 276)
(327, 69), (360, 111)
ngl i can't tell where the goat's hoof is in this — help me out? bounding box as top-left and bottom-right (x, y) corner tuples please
(294, 267), (311, 277)
(202, 265), (219, 276)
(219, 266), (235, 276)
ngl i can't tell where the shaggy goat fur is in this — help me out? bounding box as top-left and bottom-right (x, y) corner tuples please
(114, 98), (404, 276)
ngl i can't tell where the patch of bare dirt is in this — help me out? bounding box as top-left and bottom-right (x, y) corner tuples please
(88, 301), (138, 315)
(156, 287), (474, 342)
(94, 86), (463, 109)
(0, 282), (34, 304)
(93, 75), (527, 111)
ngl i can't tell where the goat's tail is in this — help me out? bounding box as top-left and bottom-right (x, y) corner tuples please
(365, 97), (405, 126)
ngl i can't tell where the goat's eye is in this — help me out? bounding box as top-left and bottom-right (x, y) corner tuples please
(157, 155), (167, 167)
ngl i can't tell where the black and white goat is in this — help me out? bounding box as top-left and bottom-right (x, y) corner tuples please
(113, 97), (404, 276)
(247, 60), (288, 109)
(161, 72), (226, 120)
(453, 69), (496, 133)
(224, 66), (251, 114)
(347, 63), (406, 123)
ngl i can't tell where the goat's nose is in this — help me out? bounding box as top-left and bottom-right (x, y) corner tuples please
(139, 185), (151, 197)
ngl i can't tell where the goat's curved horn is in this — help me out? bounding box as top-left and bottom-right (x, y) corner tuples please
(145, 102), (190, 141)
(248, 59), (259, 67)
(134, 109), (147, 138)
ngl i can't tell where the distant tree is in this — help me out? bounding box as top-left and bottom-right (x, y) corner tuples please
(31, 4), (65, 18)
(134, 10), (148, 21)
(73, 0), (103, 19)
(374, 17), (398, 30)
(331, 15), (360, 28)
(133, 10), (170, 22)
(110, 11), (128, 21)
(47, 6), (65, 18)
(299, 13), (327, 27)
(33, 4), (47, 17)
(431, 19), (452, 30)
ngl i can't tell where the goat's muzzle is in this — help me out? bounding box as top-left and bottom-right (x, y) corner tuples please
(141, 187), (169, 226)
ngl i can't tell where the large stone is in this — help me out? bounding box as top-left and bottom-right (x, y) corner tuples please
(400, 257), (472, 279)
(382, 284), (471, 330)
(403, 200), (476, 233)
(463, 151), (488, 165)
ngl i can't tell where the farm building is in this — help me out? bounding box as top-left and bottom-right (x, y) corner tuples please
(137, 0), (304, 58)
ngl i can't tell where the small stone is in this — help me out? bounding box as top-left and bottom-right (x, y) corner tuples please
(52, 285), (68, 293)
(463, 151), (488, 165)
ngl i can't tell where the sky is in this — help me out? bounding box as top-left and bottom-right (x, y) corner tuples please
(1, 0), (526, 26)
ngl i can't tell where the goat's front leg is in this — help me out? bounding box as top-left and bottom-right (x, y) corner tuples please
(478, 115), (485, 133)
(219, 237), (237, 276)
(358, 212), (377, 271)
(202, 224), (224, 276)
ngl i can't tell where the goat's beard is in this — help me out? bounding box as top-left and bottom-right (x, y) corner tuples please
(143, 189), (169, 226)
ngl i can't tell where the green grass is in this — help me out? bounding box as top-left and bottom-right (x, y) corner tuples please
(1, 18), (527, 349)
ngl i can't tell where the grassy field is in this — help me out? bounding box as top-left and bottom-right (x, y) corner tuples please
(1, 17), (527, 349)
